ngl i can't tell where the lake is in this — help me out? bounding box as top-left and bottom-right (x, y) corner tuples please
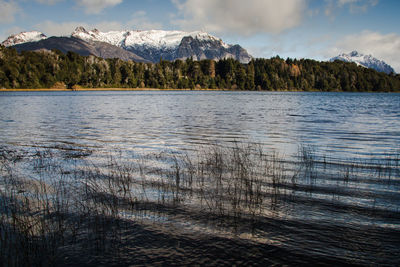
(1, 91), (399, 159)
(1, 90), (399, 265)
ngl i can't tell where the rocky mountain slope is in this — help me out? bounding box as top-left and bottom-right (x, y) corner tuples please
(2, 27), (252, 63)
(330, 51), (395, 74)
(12, 36), (149, 62)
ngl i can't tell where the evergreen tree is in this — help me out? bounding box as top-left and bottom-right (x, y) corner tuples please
(0, 46), (399, 91)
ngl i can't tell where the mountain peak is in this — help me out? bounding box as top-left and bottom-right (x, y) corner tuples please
(349, 50), (361, 57)
(73, 26), (89, 34)
(330, 51), (395, 74)
(2, 31), (47, 47)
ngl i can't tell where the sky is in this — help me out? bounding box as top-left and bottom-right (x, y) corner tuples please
(0, 0), (400, 72)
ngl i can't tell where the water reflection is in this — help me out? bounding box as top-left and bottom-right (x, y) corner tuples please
(0, 91), (399, 159)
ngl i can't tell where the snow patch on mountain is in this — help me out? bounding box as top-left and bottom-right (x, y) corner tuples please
(2, 31), (47, 47)
(330, 51), (395, 74)
(71, 26), (230, 50)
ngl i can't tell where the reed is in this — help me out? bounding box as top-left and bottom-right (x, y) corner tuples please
(0, 144), (398, 266)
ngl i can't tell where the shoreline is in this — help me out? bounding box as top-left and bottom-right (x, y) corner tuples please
(0, 88), (230, 92)
(0, 88), (396, 93)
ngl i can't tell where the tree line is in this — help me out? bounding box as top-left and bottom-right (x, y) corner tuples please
(0, 46), (399, 91)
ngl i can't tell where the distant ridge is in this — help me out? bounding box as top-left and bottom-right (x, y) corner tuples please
(330, 51), (395, 74)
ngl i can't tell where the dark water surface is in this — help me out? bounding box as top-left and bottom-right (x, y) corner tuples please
(1, 91), (399, 265)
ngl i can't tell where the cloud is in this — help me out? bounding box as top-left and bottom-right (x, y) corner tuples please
(75, 0), (123, 14)
(32, 9), (163, 36)
(35, 21), (89, 36)
(5, 25), (24, 35)
(33, 13), (162, 36)
(337, 0), (359, 6)
(326, 31), (400, 72)
(348, 0), (378, 13)
(325, 0), (378, 17)
(35, 0), (63, 4)
(0, 0), (20, 24)
(0, 25), (24, 41)
(95, 21), (125, 31)
(172, 0), (307, 36)
(127, 11), (163, 30)
(34, 20), (124, 36)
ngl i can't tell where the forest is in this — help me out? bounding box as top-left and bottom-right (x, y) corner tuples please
(0, 45), (399, 91)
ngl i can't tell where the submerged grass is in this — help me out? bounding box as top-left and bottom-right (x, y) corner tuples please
(0, 144), (399, 266)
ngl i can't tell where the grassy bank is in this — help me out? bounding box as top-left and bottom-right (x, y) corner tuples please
(1, 144), (399, 266)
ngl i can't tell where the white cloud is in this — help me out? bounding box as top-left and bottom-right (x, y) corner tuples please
(0, 0), (19, 24)
(0, 25), (24, 41)
(338, 0), (379, 7)
(34, 20), (124, 36)
(348, 0), (378, 13)
(95, 21), (124, 31)
(32, 9), (163, 36)
(326, 31), (400, 72)
(127, 11), (163, 30)
(35, 21), (88, 36)
(337, 0), (359, 6)
(33, 13), (163, 36)
(75, 0), (123, 14)
(35, 0), (62, 4)
(325, 0), (378, 17)
(5, 25), (24, 35)
(172, 0), (307, 36)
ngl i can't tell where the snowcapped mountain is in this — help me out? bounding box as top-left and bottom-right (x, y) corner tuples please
(1, 27), (252, 63)
(330, 51), (395, 74)
(1, 31), (47, 47)
(71, 26), (228, 50)
(71, 27), (251, 63)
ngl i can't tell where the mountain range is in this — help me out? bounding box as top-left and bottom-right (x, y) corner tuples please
(1, 27), (252, 64)
(1, 28), (396, 75)
(330, 51), (395, 74)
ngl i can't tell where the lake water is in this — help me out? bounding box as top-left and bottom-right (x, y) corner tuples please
(1, 91), (399, 159)
(1, 90), (399, 265)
